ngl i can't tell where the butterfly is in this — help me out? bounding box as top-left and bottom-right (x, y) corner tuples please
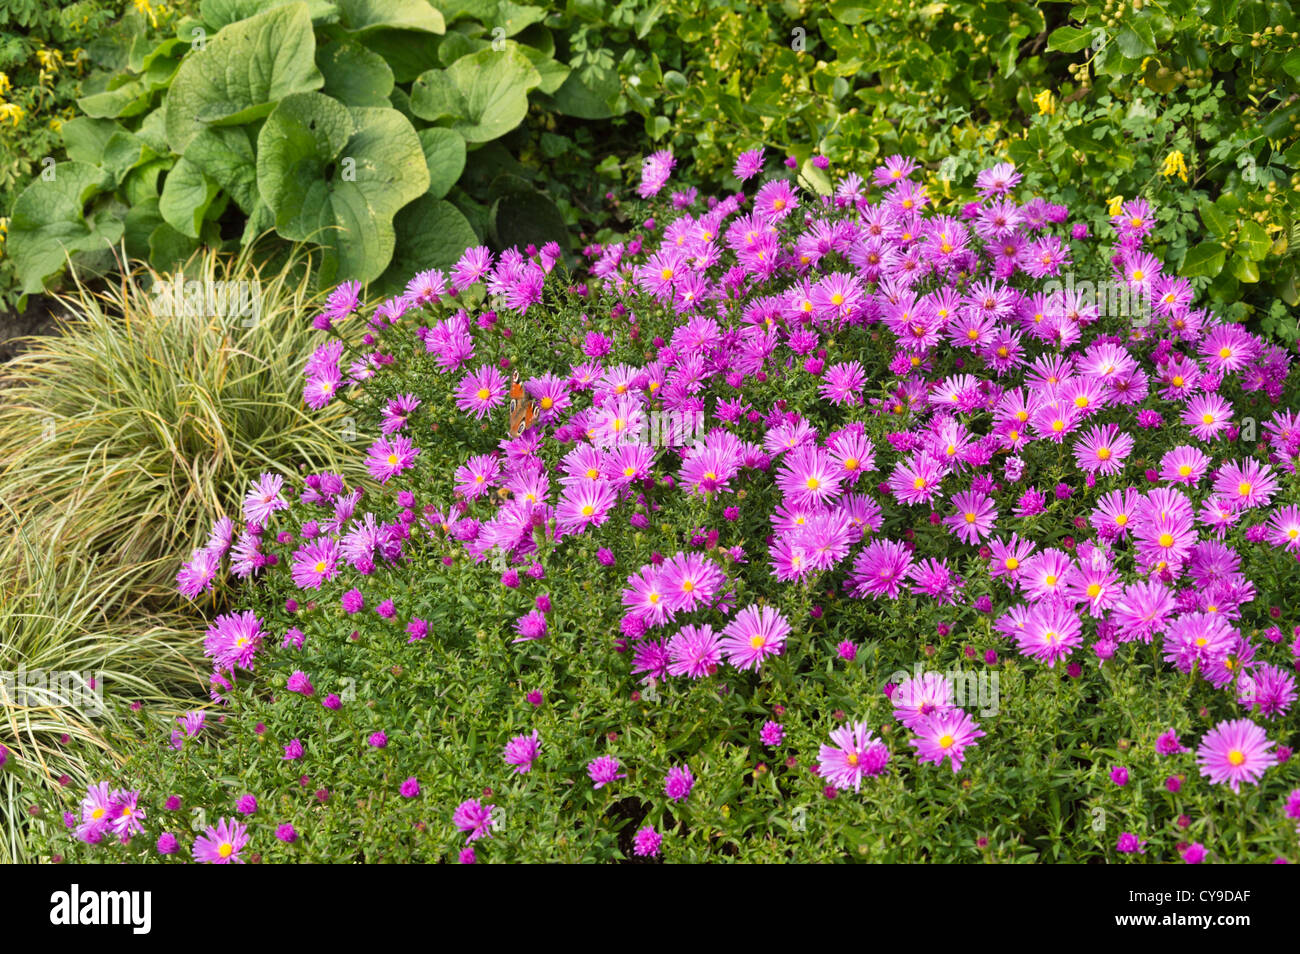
(507, 371), (536, 438)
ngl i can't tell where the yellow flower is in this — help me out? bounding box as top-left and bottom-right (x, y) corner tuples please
(1106, 195), (1125, 217)
(133, 0), (160, 27)
(1034, 89), (1056, 116)
(0, 73), (9, 95)
(1160, 149), (1189, 183)
(0, 103), (24, 127)
(50, 117), (63, 133)
(36, 49), (63, 71)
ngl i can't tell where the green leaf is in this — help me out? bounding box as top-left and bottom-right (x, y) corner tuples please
(183, 126), (259, 213)
(123, 197), (165, 260)
(159, 156), (221, 239)
(1046, 25), (1094, 53)
(1198, 196), (1231, 236)
(78, 80), (152, 119)
(62, 118), (121, 164)
(1229, 252), (1260, 283)
(444, 46), (541, 142)
(548, 59), (620, 119)
(417, 127), (466, 199)
(148, 222), (201, 272)
(8, 163), (124, 295)
(317, 35), (395, 107)
(376, 195), (477, 294)
(1180, 243), (1226, 278)
(256, 92), (430, 283)
(409, 69), (468, 123)
(165, 2), (324, 153)
(1237, 220), (1271, 261)
(334, 0), (444, 33)
(357, 28), (444, 82)
(1115, 19), (1156, 59)
(199, 0), (340, 30)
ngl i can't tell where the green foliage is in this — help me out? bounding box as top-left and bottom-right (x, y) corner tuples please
(642, 0), (1300, 341)
(4, 0), (668, 300)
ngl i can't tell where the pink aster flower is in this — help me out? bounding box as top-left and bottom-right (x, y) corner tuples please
(891, 672), (956, 730)
(1212, 459), (1278, 510)
(910, 709), (985, 773)
(192, 817), (249, 864)
(666, 623), (722, 678)
(720, 604), (791, 671)
(817, 722), (890, 791)
(455, 365), (508, 420)
(587, 756), (626, 789)
(664, 765), (695, 801)
(453, 798), (495, 842)
(1072, 423), (1133, 476)
(733, 147), (765, 180)
(633, 825), (662, 857)
(366, 435), (420, 483)
(503, 730), (541, 773)
(943, 490), (997, 545)
(1196, 718), (1273, 793)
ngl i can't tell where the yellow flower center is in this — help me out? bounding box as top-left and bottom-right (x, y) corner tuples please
(1097, 447), (1111, 460)
(939, 734), (955, 749)
(1005, 557), (1019, 570)
(1158, 533), (1174, 547)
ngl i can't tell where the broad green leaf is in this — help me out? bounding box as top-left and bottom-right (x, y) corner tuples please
(8, 163), (124, 295)
(334, 0), (444, 33)
(409, 69), (468, 123)
(102, 131), (156, 186)
(376, 195), (477, 294)
(122, 158), (172, 205)
(62, 118), (121, 163)
(417, 127), (466, 199)
(1180, 243), (1226, 278)
(1046, 25), (1094, 53)
(317, 36), (394, 108)
(1198, 196), (1231, 236)
(358, 28), (444, 82)
(257, 92), (430, 283)
(78, 80), (152, 119)
(1229, 252), (1260, 283)
(148, 222), (201, 272)
(183, 126), (259, 213)
(165, 2), (324, 152)
(200, 0), (339, 29)
(123, 197), (165, 260)
(159, 156), (221, 238)
(1238, 221), (1271, 262)
(1114, 19), (1156, 58)
(444, 46), (541, 142)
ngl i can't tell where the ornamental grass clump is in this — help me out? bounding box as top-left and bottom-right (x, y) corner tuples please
(29, 147), (1300, 863)
(0, 244), (352, 606)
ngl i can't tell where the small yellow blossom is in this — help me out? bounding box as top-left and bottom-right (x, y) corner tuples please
(1034, 89), (1056, 116)
(0, 73), (9, 95)
(0, 103), (24, 127)
(1106, 195), (1125, 217)
(1160, 149), (1189, 182)
(133, 0), (160, 28)
(36, 49), (63, 71)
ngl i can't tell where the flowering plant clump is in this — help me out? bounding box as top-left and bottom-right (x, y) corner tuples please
(32, 147), (1300, 863)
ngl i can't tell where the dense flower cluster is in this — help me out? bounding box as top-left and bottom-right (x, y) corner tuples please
(62, 145), (1300, 863)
